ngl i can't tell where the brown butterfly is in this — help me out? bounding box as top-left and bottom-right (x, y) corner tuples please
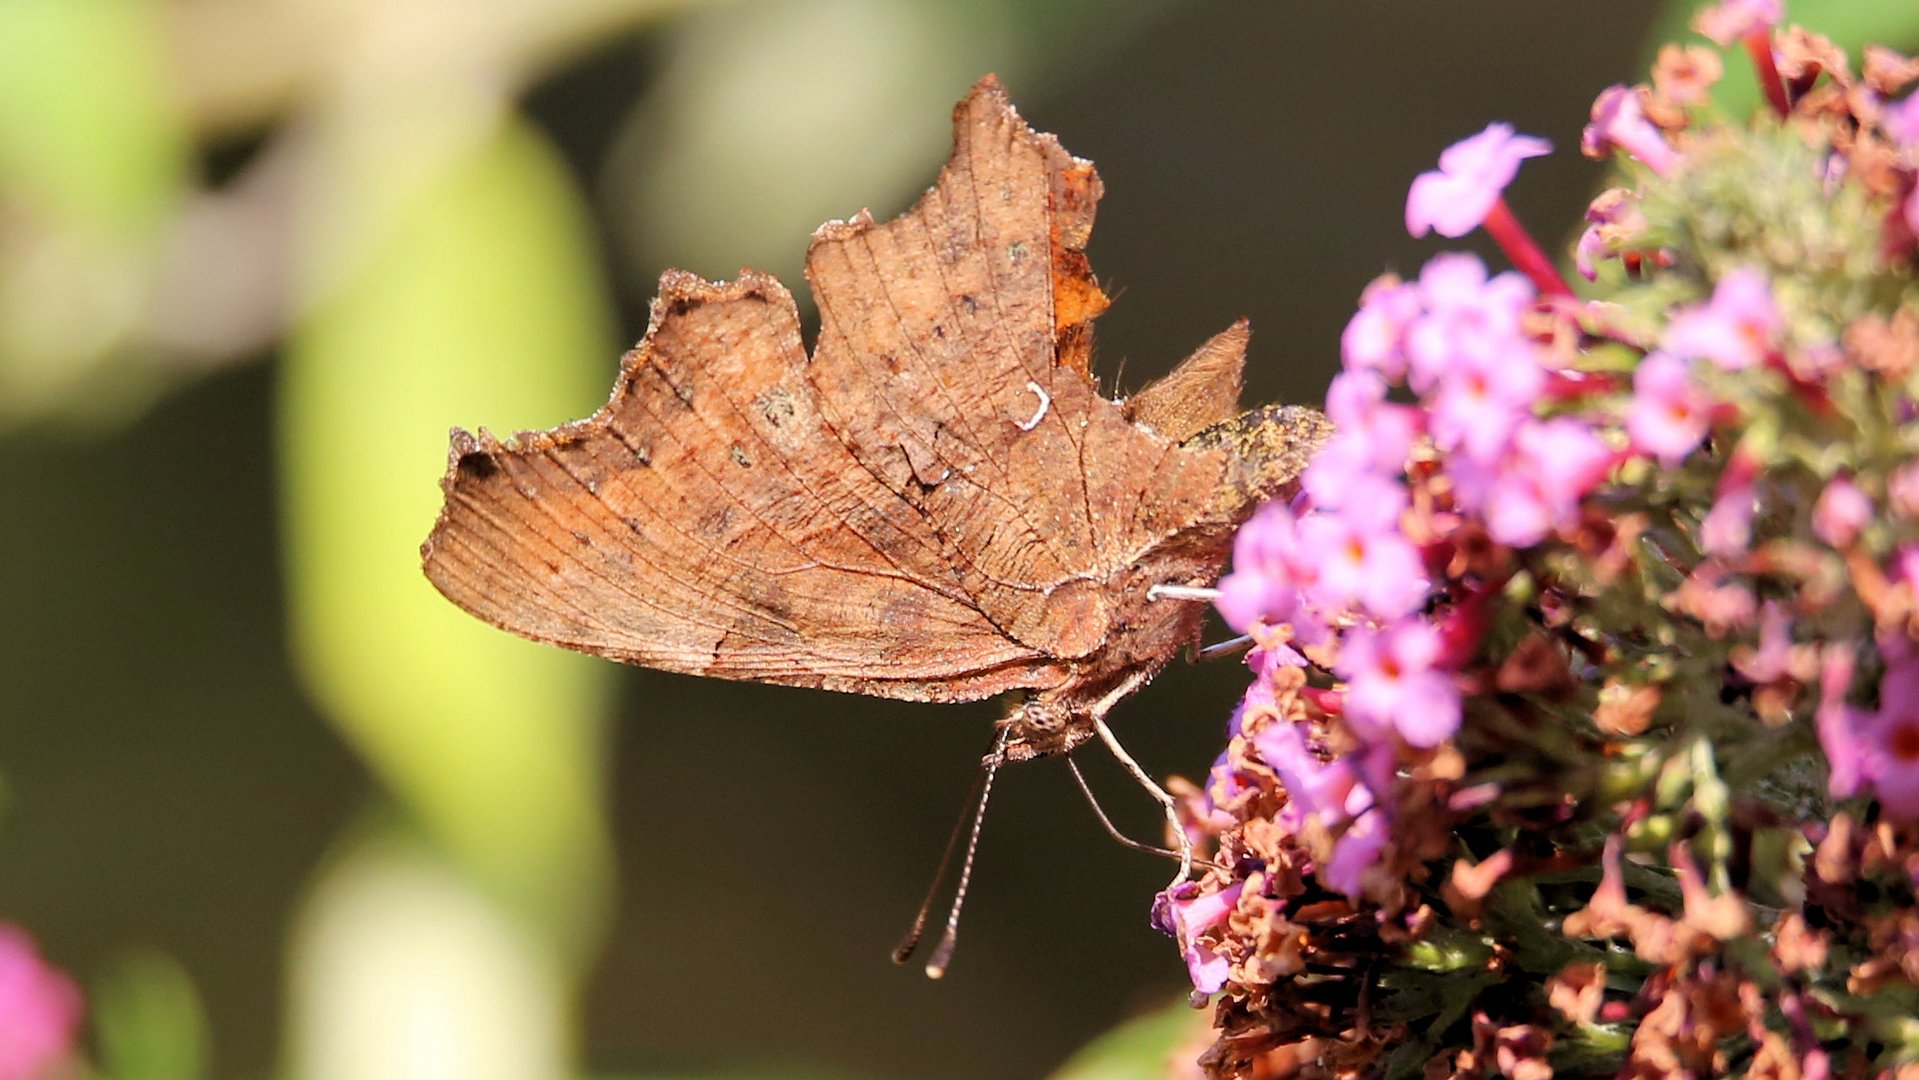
(420, 76), (1324, 768)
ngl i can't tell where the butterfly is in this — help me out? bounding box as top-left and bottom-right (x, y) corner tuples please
(420, 77), (1325, 768)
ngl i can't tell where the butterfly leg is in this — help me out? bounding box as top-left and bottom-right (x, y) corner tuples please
(1092, 718), (1191, 888)
(1065, 756), (1218, 871)
(1085, 669), (1193, 888)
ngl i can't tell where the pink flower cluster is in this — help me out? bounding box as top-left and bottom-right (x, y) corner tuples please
(1168, 27), (1919, 1001)
(1194, 127), (1624, 938)
(1177, 114), (1850, 991)
(1330, 251), (1617, 553)
(1165, 10), (1919, 1073)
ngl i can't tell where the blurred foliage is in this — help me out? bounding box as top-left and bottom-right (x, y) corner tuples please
(1047, 1001), (1209, 1080)
(0, 0), (185, 232)
(91, 951), (210, 1080)
(0, 0), (189, 426)
(285, 826), (575, 1080)
(282, 113), (619, 962)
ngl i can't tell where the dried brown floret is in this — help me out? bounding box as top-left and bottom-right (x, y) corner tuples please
(1652, 44), (1724, 109)
(1864, 45), (1919, 95)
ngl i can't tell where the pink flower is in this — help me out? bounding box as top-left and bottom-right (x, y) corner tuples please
(1156, 881), (1245, 994)
(1735, 601), (1800, 684)
(1341, 277), (1422, 380)
(1817, 647), (1867, 800)
(1215, 501), (1313, 638)
(1300, 493), (1429, 621)
(1575, 188), (1645, 281)
(1254, 720), (1360, 833)
(1582, 85), (1681, 178)
(1885, 93), (1919, 151)
(1813, 476), (1872, 548)
(1405, 124), (1552, 239)
(1426, 337), (1547, 462)
(1865, 717), (1919, 821)
(1404, 256), (1536, 398)
(1323, 802), (1388, 898)
(1253, 728), (1393, 897)
(1481, 418), (1616, 547)
(1336, 620), (1462, 748)
(1827, 643), (1919, 822)
(1898, 546), (1919, 593)
(1627, 352), (1713, 465)
(1890, 461), (1919, 519)
(1303, 372), (1420, 506)
(0, 926), (82, 1080)
(1693, 0), (1782, 46)
(1662, 267), (1783, 371)
(1701, 482), (1754, 556)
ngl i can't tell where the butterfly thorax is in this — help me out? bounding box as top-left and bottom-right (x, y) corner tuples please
(998, 403), (1330, 762)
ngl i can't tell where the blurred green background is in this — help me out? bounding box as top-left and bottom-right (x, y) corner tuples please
(4, 1), (1913, 1078)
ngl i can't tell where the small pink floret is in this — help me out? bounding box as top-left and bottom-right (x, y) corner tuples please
(1627, 352), (1714, 466)
(1163, 881), (1245, 994)
(1813, 476), (1873, 549)
(1337, 620), (1462, 749)
(1303, 372), (1420, 507)
(1426, 344), (1546, 464)
(1575, 189), (1644, 281)
(1663, 267), (1783, 371)
(1297, 485), (1427, 622)
(1215, 502), (1308, 636)
(1341, 277), (1422, 380)
(1582, 85), (1681, 178)
(1693, 0), (1783, 47)
(1404, 254), (1536, 397)
(1254, 720), (1359, 831)
(1825, 642), (1919, 823)
(1323, 803), (1389, 898)
(1885, 93), (1919, 151)
(1735, 601), (1798, 684)
(1405, 123), (1552, 239)
(1700, 476), (1757, 556)
(1481, 419), (1613, 547)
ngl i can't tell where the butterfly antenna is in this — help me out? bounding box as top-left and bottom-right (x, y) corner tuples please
(894, 725), (1009, 977)
(923, 725), (1010, 979)
(892, 762), (988, 967)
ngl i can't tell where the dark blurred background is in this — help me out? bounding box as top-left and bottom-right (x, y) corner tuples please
(5, 1), (1909, 1078)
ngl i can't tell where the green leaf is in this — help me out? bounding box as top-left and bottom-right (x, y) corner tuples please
(280, 115), (617, 960)
(0, 0), (187, 236)
(1049, 1000), (1211, 1080)
(91, 951), (209, 1080)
